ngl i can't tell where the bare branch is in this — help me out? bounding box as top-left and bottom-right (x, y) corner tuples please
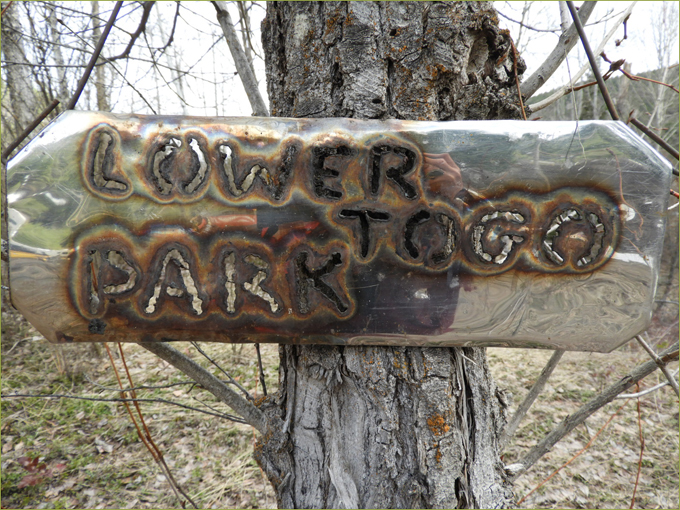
(628, 116), (680, 162)
(510, 341), (679, 480)
(140, 341), (268, 434)
(154, 1), (180, 56)
(497, 9), (559, 34)
(1, 98), (59, 162)
(106, 1), (154, 62)
(212, 1), (269, 117)
(520, 1), (597, 99)
(515, 398), (629, 504)
(57, 17), (157, 114)
(0, 393), (247, 423)
(65, 1), (122, 110)
(84, 374), (198, 393)
(500, 350), (564, 449)
(1, 1), (13, 18)
(566, 1), (619, 120)
(617, 369), (679, 398)
(190, 341), (254, 401)
(635, 334), (680, 396)
(529, 2), (636, 112)
(255, 343), (267, 397)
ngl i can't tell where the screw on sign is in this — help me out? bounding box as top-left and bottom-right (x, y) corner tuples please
(5, 111), (673, 351)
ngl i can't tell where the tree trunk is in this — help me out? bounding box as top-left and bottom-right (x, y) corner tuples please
(257, 2), (524, 508)
(91, 1), (110, 111)
(1, 1), (39, 145)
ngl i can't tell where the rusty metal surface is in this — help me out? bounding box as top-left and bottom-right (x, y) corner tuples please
(6, 111), (673, 351)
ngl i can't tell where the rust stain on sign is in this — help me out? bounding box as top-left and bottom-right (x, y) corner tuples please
(6, 112), (673, 351)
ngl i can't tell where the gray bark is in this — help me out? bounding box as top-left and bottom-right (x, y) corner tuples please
(257, 2), (524, 508)
(214, 1), (269, 117)
(1, 1), (39, 138)
(520, 1), (596, 99)
(91, 1), (110, 111)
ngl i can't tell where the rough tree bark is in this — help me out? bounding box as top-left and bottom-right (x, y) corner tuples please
(1, 1), (40, 142)
(256, 2), (525, 508)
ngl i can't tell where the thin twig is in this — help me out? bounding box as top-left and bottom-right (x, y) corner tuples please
(66, 1), (122, 110)
(617, 369), (679, 398)
(117, 345), (198, 508)
(630, 383), (644, 509)
(190, 341), (254, 401)
(140, 342), (267, 434)
(627, 116), (679, 162)
(1, 1), (13, 17)
(510, 39), (527, 120)
(57, 17), (158, 113)
(106, 2), (154, 62)
(255, 344), (267, 397)
(566, 1), (619, 120)
(529, 2), (635, 112)
(517, 398), (629, 504)
(510, 342), (679, 481)
(635, 335), (679, 396)
(104, 345), (196, 508)
(1, 99), (60, 162)
(0, 393), (246, 422)
(613, 62), (680, 94)
(153, 1), (180, 56)
(500, 350), (565, 449)
(497, 10), (560, 34)
(84, 374), (199, 393)
(113, 343), (198, 509)
(190, 396), (244, 423)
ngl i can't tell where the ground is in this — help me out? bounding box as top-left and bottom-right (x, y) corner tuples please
(1, 243), (678, 510)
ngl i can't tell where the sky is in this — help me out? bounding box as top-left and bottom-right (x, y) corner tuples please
(192, 1), (679, 116)
(11, 1), (673, 118)
(495, 1), (680, 102)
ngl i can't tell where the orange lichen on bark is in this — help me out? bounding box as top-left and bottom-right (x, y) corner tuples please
(427, 413), (450, 436)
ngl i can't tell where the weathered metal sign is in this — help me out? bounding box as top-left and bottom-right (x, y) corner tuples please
(6, 112), (672, 351)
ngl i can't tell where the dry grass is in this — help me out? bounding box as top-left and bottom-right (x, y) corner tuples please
(1, 306), (279, 509)
(491, 343), (678, 509)
(2, 236), (678, 510)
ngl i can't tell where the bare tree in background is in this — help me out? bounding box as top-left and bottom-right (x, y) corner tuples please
(2, 2), (678, 509)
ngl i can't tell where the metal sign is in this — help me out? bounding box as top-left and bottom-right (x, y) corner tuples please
(6, 111), (672, 351)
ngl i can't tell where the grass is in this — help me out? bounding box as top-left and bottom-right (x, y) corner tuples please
(1, 303), (278, 509)
(2, 240), (678, 509)
(492, 343), (679, 509)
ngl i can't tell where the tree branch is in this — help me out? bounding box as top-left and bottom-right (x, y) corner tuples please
(496, 10), (560, 34)
(628, 116), (680, 162)
(529, 2), (636, 112)
(154, 1), (180, 56)
(190, 341), (254, 401)
(520, 1), (597, 99)
(106, 1), (154, 62)
(500, 349), (565, 449)
(212, 1), (269, 117)
(140, 341), (268, 434)
(635, 334), (679, 396)
(0, 393), (247, 423)
(566, 1), (619, 120)
(509, 341), (679, 480)
(616, 369), (679, 398)
(65, 1), (122, 110)
(1, 98), (59, 162)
